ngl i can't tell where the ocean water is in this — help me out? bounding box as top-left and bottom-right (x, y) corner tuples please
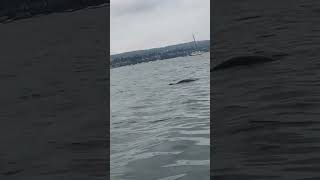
(111, 52), (210, 180)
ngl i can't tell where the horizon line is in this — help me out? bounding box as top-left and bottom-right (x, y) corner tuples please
(111, 39), (210, 56)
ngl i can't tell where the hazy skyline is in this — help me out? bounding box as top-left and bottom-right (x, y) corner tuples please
(111, 0), (210, 55)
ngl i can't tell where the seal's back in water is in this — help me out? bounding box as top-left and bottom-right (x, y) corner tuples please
(212, 55), (276, 71)
(169, 78), (199, 85)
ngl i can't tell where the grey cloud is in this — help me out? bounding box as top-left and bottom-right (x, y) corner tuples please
(111, 0), (210, 54)
(112, 0), (172, 17)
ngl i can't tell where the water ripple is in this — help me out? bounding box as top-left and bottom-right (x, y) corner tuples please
(111, 53), (209, 179)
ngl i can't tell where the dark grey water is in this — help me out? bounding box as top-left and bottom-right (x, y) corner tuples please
(111, 52), (210, 180)
(212, 0), (320, 179)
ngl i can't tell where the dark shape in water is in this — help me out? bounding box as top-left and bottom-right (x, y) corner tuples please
(211, 55), (277, 71)
(169, 78), (199, 85)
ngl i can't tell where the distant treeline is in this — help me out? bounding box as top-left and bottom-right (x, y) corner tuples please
(111, 40), (210, 68)
(0, 0), (108, 22)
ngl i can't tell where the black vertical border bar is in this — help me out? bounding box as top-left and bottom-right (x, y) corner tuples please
(210, 0), (214, 179)
(0, 1), (110, 179)
(107, 1), (111, 179)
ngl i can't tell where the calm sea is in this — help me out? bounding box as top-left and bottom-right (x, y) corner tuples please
(111, 52), (210, 180)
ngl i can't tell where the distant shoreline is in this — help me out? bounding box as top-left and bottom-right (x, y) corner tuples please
(111, 40), (210, 68)
(111, 51), (210, 70)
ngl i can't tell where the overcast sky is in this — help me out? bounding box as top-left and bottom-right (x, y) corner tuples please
(111, 0), (210, 54)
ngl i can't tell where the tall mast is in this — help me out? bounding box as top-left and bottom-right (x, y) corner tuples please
(192, 33), (199, 51)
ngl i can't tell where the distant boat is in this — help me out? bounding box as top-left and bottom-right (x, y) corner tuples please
(190, 33), (203, 56)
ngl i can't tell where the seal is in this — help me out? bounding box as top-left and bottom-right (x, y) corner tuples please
(169, 78), (199, 85)
(211, 55), (278, 71)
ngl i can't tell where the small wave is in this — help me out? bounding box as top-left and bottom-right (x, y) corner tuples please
(157, 174), (186, 180)
(162, 160), (210, 167)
